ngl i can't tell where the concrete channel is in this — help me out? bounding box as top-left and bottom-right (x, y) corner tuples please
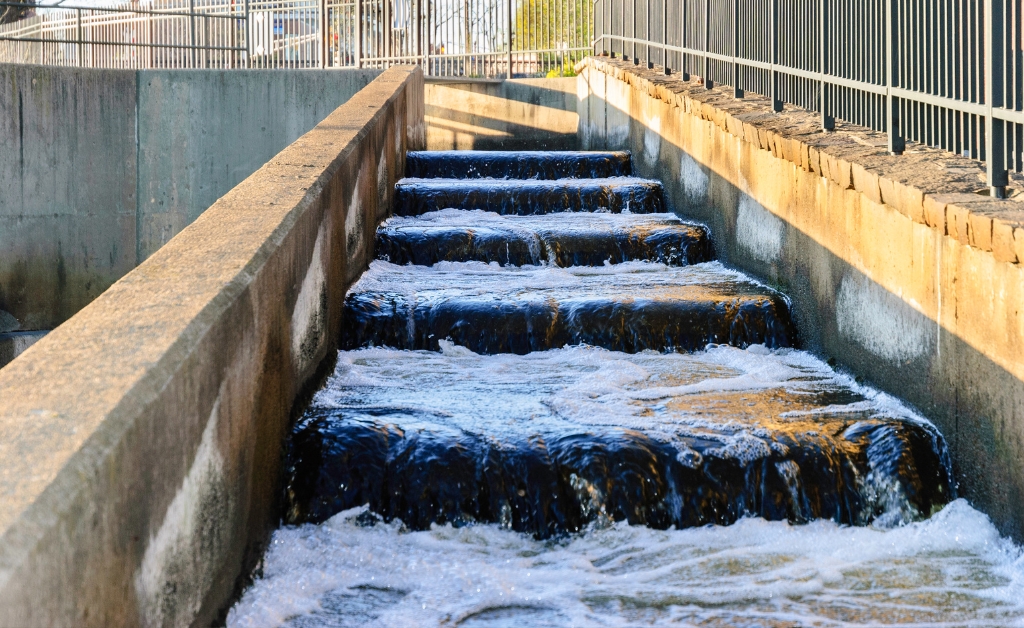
(0, 66), (423, 626)
(0, 54), (1023, 624)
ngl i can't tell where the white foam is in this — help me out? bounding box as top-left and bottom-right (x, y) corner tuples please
(347, 259), (763, 302)
(385, 208), (685, 229)
(229, 499), (1024, 627)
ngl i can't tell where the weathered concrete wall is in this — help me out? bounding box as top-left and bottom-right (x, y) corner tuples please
(0, 66), (425, 626)
(0, 330), (46, 368)
(0, 65), (381, 332)
(426, 77), (579, 150)
(0, 66), (139, 331)
(579, 57), (1024, 541)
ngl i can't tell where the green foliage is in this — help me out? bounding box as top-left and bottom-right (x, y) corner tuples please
(513, 0), (591, 52)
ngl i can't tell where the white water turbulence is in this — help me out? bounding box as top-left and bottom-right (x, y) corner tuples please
(230, 502), (1024, 628)
(230, 346), (1024, 627)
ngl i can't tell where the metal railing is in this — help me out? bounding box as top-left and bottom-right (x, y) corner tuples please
(595, 0), (1024, 196)
(0, 0), (592, 77)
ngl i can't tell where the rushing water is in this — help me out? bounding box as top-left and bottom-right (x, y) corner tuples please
(376, 210), (713, 267)
(394, 177), (666, 216)
(229, 500), (1024, 627)
(229, 150), (1024, 626)
(283, 344), (949, 533)
(342, 260), (796, 354)
(223, 345), (1024, 627)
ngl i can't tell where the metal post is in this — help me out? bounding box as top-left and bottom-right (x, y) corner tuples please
(819, 0), (834, 129)
(646, 0), (652, 68)
(662, 0), (668, 73)
(985, 0), (1007, 197)
(681, 0), (689, 80)
(770, 0), (781, 111)
(703, 0), (712, 88)
(318, 0), (326, 68)
(731, 0), (741, 97)
(189, 0), (196, 68)
(242, 0), (250, 68)
(626, 0), (634, 63)
(885, 0), (904, 154)
(76, 8), (83, 68)
(355, 0), (362, 68)
(507, 0), (513, 78)
(598, 0), (606, 54)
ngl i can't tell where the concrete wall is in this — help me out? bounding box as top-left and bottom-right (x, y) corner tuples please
(426, 77), (579, 150)
(579, 57), (1024, 541)
(0, 66), (381, 332)
(0, 66), (425, 626)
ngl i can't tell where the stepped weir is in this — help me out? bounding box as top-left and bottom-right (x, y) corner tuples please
(281, 151), (951, 537)
(225, 151), (1024, 626)
(222, 149), (974, 622)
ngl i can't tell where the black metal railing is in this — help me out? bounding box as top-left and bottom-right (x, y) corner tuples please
(595, 0), (1024, 196)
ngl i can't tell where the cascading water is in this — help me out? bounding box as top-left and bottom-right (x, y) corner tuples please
(229, 151), (1024, 627)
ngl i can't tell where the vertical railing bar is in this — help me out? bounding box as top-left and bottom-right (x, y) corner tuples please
(631, 0), (636, 61)
(647, 0), (653, 67)
(681, 0), (690, 79)
(189, 0), (195, 67)
(663, 0), (671, 72)
(771, 0), (780, 110)
(703, 0), (712, 88)
(506, 0), (512, 78)
(731, 0), (740, 96)
(986, 0), (1008, 194)
(886, 0), (904, 153)
(355, 0), (362, 67)
(318, 0), (326, 68)
(819, 0), (834, 129)
(76, 8), (83, 67)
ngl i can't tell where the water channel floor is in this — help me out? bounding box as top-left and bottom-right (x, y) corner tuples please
(229, 150), (1024, 626)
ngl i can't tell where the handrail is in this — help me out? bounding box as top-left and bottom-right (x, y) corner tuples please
(593, 0), (1023, 196)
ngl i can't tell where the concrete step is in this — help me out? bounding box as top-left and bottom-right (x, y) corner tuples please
(285, 346), (953, 535)
(376, 211), (714, 267)
(405, 150), (633, 179)
(393, 177), (665, 216)
(341, 261), (796, 354)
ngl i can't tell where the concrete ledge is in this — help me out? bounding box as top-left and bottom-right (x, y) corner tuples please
(0, 65), (424, 626)
(579, 56), (1024, 540)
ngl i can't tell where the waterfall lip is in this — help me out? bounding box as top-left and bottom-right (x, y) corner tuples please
(405, 150), (633, 180)
(283, 345), (954, 533)
(393, 178), (666, 216)
(375, 211), (714, 268)
(396, 176), (660, 187)
(341, 260), (798, 354)
(347, 260), (772, 299)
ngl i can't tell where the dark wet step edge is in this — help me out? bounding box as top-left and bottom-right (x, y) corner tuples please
(405, 150), (633, 180)
(285, 345), (954, 538)
(393, 178), (665, 216)
(376, 210), (714, 267)
(341, 260), (796, 354)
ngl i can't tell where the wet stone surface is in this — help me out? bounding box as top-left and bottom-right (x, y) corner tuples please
(393, 178), (665, 216)
(341, 261), (796, 354)
(285, 345), (953, 537)
(375, 210), (714, 267)
(405, 150), (633, 180)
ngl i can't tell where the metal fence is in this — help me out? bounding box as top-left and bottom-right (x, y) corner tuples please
(0, 0), (592, 76)
(595, 0), (1024, 196)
